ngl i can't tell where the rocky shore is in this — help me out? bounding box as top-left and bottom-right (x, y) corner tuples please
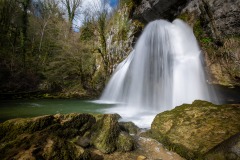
(0, 100), (240, 160)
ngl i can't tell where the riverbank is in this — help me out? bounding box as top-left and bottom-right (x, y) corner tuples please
(1, 100), (240, 160)
(0, 113), (183, 160)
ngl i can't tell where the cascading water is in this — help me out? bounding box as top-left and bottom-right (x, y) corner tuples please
(97, 19), (218, 128)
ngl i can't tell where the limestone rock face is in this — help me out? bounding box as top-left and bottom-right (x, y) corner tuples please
(133, 0), (188, 22)
(0, 113), (135, 160)
(133, 0), (240, 85)
(179, 0), (240, 38)
(134, 0), (240, 37)
(150, 100), (240, 159)
(178, 0), (240, 85)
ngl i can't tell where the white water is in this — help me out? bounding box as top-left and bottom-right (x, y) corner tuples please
(96, 19), (217, 128)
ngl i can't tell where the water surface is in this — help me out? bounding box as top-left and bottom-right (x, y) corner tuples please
(0, 99), (112, 122)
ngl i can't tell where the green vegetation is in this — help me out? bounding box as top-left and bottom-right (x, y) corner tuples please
(0, 0), (137, 98)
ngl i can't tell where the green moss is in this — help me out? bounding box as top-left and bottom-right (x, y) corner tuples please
(200, 37), (213, 44)
(119, 121), (140, 135)
(78, 149), (91, 160)
(151, 100), (240, 160)
(177, 13), (191, 22)
(91, 114), (120, 153)
(116, 132), (135, 152)
(42, 136), (79, 160)
(0, 115), (55, 142)
(0, 113), (136, 159)
(150, 130), (204, 159)
(28, 115), (55, 132)
(193, 20), (204, 40)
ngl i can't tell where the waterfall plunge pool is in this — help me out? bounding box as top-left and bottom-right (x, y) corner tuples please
(0, 99), (156, 128)
(0, 84), (239, 129)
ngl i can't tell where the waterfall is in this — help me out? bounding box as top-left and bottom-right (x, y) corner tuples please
(97, 19), (218, 127)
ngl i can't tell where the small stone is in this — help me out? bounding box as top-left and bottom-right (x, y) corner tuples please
(137, 155), (147, 160)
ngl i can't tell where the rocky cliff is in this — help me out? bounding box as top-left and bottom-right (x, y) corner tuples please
(134, 0), (240, 86)
(133, 0), (188, 22)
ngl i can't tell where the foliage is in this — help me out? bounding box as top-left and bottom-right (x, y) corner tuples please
(0, 0), (137, 97)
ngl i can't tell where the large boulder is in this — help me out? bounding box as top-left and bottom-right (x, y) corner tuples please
(119, 121), (141, 135)
(0, 113), (135, 159)
(150, 100), (240, 159)
(206, 132), (240, 160)
(91, 114), (135, 153)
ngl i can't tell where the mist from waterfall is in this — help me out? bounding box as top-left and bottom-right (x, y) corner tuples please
(96, 19), (218, 128)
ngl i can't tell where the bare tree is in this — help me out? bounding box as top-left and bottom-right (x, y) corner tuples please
(60, 0), (82, 30)
(35, 0), (60, 51)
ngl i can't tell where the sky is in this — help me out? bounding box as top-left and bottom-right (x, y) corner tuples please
(73, 0), (119, 30)
(109, 0), (118, 7)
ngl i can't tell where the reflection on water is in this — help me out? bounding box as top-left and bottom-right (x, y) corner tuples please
(0, 99), (112, 123)
(0, 84), (239, 128)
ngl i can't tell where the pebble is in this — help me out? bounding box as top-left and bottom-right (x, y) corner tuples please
(137, 155), (147, 160)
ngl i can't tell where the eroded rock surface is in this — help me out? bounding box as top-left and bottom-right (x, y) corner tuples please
(133, 0), (240, 85)
(0, 113), (135, 160)
(133, 0), (188, 22)
(150, 100), (240, 159)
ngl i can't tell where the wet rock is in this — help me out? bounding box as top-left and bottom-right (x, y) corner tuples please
(206, 132), (240, 160)
(181, 0), (240, 37)
(91, 114), (134, 153)
(133, 0), (188, 22)
(119, 121), (140, 135)
(74, 136), (91, 148)
(116, 131), (135, 152)
(0, 113), (135, 159)
(91, 114), (120, 153)
(0, 115), (56, 142)
(150, 100), (240, 159)
(132, 0), (240, 85)
(134, 0), (240, 37)
(177, 0), (240, 85)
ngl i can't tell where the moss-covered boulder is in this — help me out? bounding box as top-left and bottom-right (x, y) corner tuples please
(0, 115), (56, 142)
(91, 114), (135, 153)
(116, 131), (135, 152)
(119, 121), (141, 135)
(150, 100), (240, 159)
(91, 114), (121, 153)
(0, 113), (135, 159)
(206, 132), (240, 160)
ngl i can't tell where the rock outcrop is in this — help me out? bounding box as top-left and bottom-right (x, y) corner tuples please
(0, 112), (185, 160)
(133, 0), (240, 86)
(134, 0), (240, 37)
(0, 113), (135, 159)
(150, 100), (240, 159)
(178, 0), (240, 86)
(133, 0), (188, 22)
